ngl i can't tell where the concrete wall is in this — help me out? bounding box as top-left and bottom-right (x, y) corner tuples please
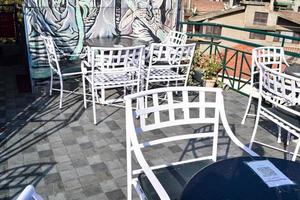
(207, 11), (246, 46)
(244, 4), (277, 28)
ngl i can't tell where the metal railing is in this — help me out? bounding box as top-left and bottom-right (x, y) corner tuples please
(179, 22), (300, 94)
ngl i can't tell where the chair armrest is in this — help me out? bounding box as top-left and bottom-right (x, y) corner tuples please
(81, 60), (91, 74)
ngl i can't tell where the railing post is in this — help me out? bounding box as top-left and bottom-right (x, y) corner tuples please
(209, 37), (214, 56)
(281, 38), (285, 47)
(221, 48), (228, 83)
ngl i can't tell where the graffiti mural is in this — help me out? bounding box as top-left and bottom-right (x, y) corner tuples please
(23, 0), (178, 84)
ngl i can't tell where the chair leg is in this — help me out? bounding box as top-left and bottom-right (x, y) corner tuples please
(101, 88), (105, 104)
(287, 132), (291, 146)
(249, 97), (262, 149)
(49, 69), (53, 96)
(127, 136), (132, 200)
(241, 94), (253, 125)
(277, 126), (282, 143)
(59, 76), (64, 109)
(92, 87), (97, 124)
(292, 137), (300, 161)
(82, 74), (87, 109)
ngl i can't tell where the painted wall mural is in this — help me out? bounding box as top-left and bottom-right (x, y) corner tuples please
(23, 0), (178, 83)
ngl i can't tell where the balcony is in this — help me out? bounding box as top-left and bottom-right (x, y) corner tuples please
(0, 23), (300, 199)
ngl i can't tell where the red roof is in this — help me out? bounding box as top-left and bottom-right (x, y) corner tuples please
(184, 0), (224, 13)
(219, 44), (252, 79)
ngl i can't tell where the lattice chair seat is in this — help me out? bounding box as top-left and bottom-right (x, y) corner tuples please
(138, 160), (213, 200)
(86, 72), (139, 87)
(148, 69), (184, 81)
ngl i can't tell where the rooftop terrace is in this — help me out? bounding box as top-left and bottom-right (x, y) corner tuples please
(0, 63), (297, 199)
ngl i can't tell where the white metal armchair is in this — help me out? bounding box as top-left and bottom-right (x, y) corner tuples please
(241, 46), (289, 124)
(82, 45), (145, 124)
(16, 185), (43, 200)
(41, 35), (82, 109)
(125, 87), (258, 200)
(145, 43), (195, 91)
(249, 64), (300, 161)
(163, 30), (188, 45)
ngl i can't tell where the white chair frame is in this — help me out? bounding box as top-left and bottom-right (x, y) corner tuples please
(82, 45), (145, 124)
(145, 43), (196, 91)
(249, 64), (300, 161)
(125, 86), (258, 200)
(16, 185), (43, 200)
(41, 35), (83, 109)
(162, 30), (188, 45)
(242, 46), (290, 125)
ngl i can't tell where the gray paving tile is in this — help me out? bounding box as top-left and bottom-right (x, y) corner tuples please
(1, 67), (293, 200)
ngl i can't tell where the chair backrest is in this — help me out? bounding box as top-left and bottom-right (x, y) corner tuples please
(147, 43), (196, 86)
(260, 63), (300, 109)
(250, 46), (289, 87)
(125, 87), (258, 199)
(253, 47), (288, 72)
(16, 185), (43, 200)
(40, 35), (61, 74)
(163, 30), (187, 45)
(89, 45), (145, 86)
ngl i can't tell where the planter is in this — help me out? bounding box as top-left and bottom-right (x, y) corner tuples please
(203, 79), (216, 87)
(193, 70), (203, 83)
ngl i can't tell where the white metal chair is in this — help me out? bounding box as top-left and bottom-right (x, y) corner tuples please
(249, 64), (300, 161)
(241, 46), (289, 125)
(163, 30), (187, 45)
(82, 45), (145, 124)
(145, 43), (195, 91)
(16, 185), (43, 200)
(125, 86), (258, 200)
(41, 35), (83, 109)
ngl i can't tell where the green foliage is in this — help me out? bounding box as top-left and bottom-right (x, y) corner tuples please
(188, 49), (222, 85)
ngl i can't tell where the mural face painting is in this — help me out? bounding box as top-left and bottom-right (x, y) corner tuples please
(23, 0), (177, 82)
(119, 0), (176, 42)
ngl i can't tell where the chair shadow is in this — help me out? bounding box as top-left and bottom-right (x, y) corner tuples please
(178, 123), (266, 161)
(256, 116), (290, 160)
(0, 92), (84, 164)
(0, 162), (55, 199)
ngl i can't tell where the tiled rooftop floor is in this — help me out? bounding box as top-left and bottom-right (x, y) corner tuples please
(0, 66), (297, 200)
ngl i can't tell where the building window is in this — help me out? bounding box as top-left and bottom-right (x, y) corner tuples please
(253, 12), (268, 25)
(292, 32), (300, 44)
(249, 32), (266, 40)
(205, 26), (222, 35)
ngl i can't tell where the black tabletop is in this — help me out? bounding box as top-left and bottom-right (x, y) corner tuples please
(180, 157), (300, 200)
(84, 36), (149, 48)
(285, 64), (300, 78)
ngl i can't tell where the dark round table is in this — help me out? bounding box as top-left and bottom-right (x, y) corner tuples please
(84, 36), (149, 48)
(181, 157), (300, 200)
(284, 64), (300, 78)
